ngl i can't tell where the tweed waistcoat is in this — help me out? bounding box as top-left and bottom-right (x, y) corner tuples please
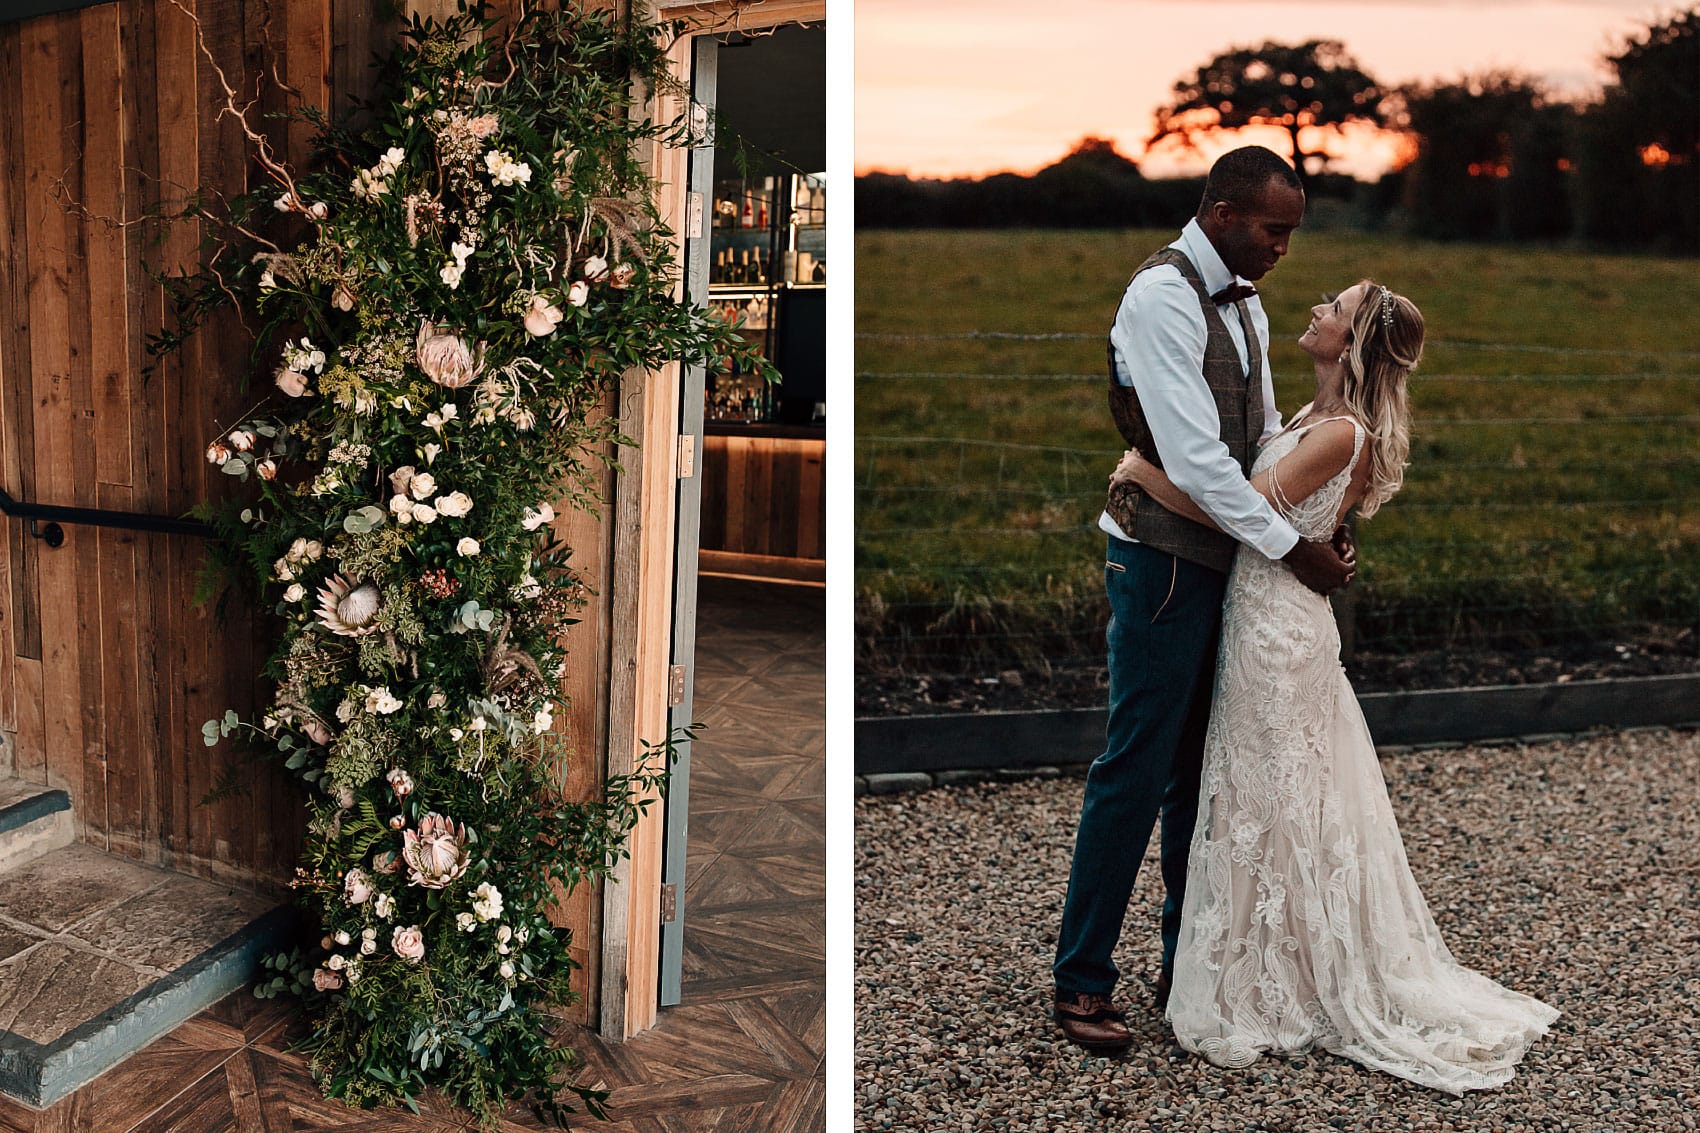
(1103, 246), (1265, 574)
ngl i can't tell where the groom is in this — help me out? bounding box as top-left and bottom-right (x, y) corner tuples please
(1052, 146), (1353, 1052)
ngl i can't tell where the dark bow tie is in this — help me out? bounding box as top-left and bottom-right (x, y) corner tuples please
(1211, 282), (1258, 305)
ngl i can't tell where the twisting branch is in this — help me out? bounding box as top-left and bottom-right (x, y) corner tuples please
(165, 0), (313, 223)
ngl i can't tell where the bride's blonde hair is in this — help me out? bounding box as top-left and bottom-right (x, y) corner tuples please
(1340, 279), (1421, 519)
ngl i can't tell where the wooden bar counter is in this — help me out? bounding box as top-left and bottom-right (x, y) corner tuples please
(698, 423), (825, 583)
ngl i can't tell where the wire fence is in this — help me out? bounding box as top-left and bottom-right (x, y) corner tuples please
(855, 333), (1700, 684)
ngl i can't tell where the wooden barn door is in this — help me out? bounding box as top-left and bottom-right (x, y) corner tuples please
(655, 31), (716, 1008)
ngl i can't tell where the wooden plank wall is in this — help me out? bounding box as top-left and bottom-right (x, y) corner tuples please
(699, 435), (825, 561)
(0, 0), (403, 888)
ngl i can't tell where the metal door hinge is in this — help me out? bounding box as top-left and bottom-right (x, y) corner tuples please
(660, 882), (678, 923)
(677, 433), (696, 479)
(668, 664), (687, 706)
(687, 191), (703, 239)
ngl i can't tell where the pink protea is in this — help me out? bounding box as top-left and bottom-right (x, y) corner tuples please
(315, 574), (382, 637)
(402, 812), (470, 889)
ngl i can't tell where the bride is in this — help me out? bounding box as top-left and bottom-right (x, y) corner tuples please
(1110, 280), (1558, 1094)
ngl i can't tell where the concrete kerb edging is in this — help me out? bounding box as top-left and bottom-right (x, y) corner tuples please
(854, 672), (1700, 793)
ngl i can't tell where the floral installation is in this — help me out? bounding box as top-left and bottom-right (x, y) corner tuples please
(177, 4), (764, 1126)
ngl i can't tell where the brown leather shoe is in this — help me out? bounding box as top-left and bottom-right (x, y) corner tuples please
(1154, 971), (1172, 1011)
(1053, 991), (1133, 1053)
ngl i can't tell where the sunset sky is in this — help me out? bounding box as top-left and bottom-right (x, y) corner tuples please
(853, 0), (1681, 180)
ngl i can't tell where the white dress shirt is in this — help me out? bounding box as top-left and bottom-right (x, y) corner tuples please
(1098, 219), (1300, 561)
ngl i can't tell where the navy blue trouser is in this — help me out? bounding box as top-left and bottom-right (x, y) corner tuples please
(1053, 536), (1227, 996)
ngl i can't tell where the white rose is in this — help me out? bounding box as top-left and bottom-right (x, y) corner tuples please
(276, 369), (309, 397)
(456, 912), (477, 932)
(435, 491), (472, 518)
(456, 537), (480, 557)
(284, 583), (306, 603)
(411, 503), (438, 525)
(522, 294), (564, 336)
(374, 891), (394, 919)
(389, 493), (414, 519)
(334, 930), (352, 946)
(409, 472), (437, 500)
(532, 707), (553, 734)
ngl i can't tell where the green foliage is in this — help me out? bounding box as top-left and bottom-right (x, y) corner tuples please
(161, 4), (762, 1127)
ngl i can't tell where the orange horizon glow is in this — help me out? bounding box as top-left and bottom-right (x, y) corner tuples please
(854, 0), (1667, 183)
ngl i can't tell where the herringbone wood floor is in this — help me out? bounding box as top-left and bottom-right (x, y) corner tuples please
(0, 579), (824, 1132)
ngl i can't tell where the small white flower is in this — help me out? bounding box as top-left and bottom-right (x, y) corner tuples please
(457, 537), (481, 557)
(449, 727), (464, 742)
(325, 952), (347, 971)
(532, 707), (553, 734)
(364, 686), (402, 715)
(450, 240), (476, 265)
(440, 262), (464, 290)
(471, 405), (498, 426)
(521, 501), (556, 531)
(496, 925), (512, 943)
(333, 930), (352, 946)
(374, 891), (394, 919)
(335, 699), (357, 723)
(273, 193), (294, 212)
(389, 493), (414, 519)
(284, 583), (306, 603)
(426, 690), (447, 710)
(472, 882), (504, 922)
(421, 443), (442, 466)
(258, 270), (277, 292)
(582, 254), (608, 281)
(309, 201), (329, 220)
(411, 503), (438, 525)
(567, 280), (589, 307)
(499, 960), (515, 979)
(304, 540), (323, 559)
(456, 911), (477, 932)
(379, 146), (405, 175)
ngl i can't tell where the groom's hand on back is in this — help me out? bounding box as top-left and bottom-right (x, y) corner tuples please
(1283, 537), (1353, 596)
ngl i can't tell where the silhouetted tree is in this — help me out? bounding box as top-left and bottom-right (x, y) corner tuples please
(1398, 73), (1552, 240)
(1573, 9), (1698, 253)
(1149, 40), (1386, 186)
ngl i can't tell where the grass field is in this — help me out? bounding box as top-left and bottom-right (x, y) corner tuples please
(854, 229), (1700, 675)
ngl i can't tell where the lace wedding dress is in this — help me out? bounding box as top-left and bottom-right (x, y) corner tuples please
(1167, 414), (1559, 1094)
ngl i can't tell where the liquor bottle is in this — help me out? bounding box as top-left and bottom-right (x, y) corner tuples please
(741, 192), (753, 228)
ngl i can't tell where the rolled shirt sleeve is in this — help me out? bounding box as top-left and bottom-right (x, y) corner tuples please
(1110, 270), (1300, 561)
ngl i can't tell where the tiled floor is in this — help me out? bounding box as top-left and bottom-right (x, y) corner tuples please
(0, 577), (825, 1131)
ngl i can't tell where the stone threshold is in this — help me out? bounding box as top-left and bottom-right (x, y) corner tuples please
(0, 904), (293, 1108)
(0, 780), (294, 1110)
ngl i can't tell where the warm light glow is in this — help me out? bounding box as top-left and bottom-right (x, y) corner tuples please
(1641, 143), (1672, 167)
(1467, 162), (1512, 179)
(855, 0), (1647, 182)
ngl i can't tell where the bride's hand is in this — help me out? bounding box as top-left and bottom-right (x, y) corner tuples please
(1109, 447), (1151, 488)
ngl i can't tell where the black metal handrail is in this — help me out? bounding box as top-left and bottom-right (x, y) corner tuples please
(0, 486), (215, 546)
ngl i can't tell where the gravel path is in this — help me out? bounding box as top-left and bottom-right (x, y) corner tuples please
(855, 727), (1700, 1131)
